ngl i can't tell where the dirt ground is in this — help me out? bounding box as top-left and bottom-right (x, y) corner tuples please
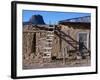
(23, 57), (91, 69)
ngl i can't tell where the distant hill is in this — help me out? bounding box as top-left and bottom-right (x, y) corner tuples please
(23, 14), (45, 25)
(59, 16), (91, 24)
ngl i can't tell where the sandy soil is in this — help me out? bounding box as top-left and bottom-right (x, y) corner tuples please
(23, 58), (91, 70)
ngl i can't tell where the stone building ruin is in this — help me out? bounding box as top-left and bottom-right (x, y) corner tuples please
(23, 15), (91, 68)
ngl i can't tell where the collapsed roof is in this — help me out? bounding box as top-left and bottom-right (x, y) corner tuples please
(59, 16), (91, 29)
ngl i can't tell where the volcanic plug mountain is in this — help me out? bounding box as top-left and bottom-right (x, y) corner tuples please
(23, 15), (45, 25)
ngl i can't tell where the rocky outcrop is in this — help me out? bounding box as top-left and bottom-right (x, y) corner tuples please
(23, 14), (45, 25)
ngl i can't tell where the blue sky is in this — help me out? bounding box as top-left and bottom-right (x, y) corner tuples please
(23, 10), (91, 24)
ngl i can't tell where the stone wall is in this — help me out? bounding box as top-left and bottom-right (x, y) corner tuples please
(51, 24), (90, 59)
(22, 24), (90, 67)
(23, 25), (54, 66)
